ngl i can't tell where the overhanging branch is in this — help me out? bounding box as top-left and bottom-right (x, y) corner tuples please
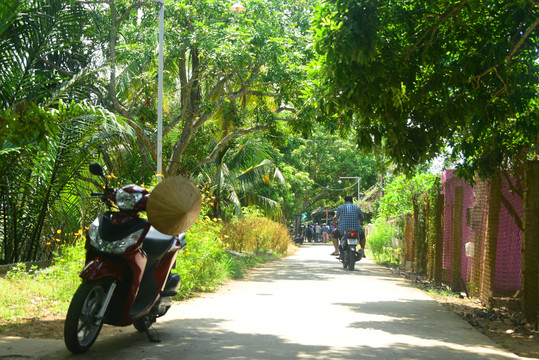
(196, 124), (271, 167)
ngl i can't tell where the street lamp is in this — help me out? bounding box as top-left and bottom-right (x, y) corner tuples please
(229, 2), (246, 12)
(339, 177), (361, 205)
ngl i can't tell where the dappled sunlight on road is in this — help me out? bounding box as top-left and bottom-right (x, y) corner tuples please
(37, 244), (520, 360)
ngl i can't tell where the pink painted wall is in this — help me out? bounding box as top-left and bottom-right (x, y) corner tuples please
(441, 170), (523, 293)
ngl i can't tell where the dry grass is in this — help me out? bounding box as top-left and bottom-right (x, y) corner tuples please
(221, 216), (291, 255)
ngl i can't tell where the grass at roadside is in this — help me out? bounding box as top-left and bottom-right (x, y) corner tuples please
(0, 214), (291, 329)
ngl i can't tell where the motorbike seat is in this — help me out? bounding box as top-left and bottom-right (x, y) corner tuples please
(143, 227), (184, 259)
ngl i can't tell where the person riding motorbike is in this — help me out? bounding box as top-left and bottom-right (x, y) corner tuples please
(332, 195), (364, 256)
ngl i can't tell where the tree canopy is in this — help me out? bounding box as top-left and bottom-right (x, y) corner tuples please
(92, 0), (317, 177)
(309, 0), (539, 178)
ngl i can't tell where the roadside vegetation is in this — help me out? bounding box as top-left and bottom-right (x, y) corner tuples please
(1, 0), (537, 344)
(0, 212), (290, 328)
(366, 173), (438, 266)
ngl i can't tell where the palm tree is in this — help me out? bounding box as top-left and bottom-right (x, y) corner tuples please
(0, 0), (133, 262)
(195, 137), (285, 220)
(1, 102), (134, 262)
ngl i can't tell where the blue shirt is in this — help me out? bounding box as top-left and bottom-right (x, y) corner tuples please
(335, 202), (363, 233)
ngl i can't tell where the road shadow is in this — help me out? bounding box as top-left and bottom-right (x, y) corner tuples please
(336, 299), (488, 345)
(42, 317), (517, 360)
(38, 246), (518, 360)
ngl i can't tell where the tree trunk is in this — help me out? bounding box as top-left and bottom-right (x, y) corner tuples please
(522, 160), (539, 326)
(480, 172), (502, 307)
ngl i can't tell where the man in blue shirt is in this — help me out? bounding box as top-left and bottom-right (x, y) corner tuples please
(333, 196), (364, 254)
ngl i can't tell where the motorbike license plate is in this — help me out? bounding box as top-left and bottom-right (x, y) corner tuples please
(347, 238), (359, 245)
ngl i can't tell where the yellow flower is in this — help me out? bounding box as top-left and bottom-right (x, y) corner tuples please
(55, 238), (61, 242)
(46, 242), (51, 246)
(56, 229), (62, 234)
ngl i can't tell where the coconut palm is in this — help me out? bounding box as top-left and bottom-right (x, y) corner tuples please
(0, 0), (133, 262)
(195, 137), (285, 220)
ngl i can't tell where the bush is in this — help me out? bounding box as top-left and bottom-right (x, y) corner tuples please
(174, 216), (226, 299)
(366, 217), (399, 265)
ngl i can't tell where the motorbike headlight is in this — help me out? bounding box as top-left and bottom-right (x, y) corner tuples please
(90, 229), (144, 254)
(116, 189), (143, 211)
(88, 218), (99, 242)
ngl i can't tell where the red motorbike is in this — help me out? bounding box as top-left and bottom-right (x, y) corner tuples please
(64, 163), (200, 354)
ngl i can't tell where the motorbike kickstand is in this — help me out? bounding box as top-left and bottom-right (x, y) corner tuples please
(145, 327), (161, 343)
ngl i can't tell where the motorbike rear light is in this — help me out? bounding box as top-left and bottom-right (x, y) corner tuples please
(351, 232), (356, 237)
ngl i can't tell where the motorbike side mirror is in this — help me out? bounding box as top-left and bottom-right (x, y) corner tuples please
(89, 162), (105, 177)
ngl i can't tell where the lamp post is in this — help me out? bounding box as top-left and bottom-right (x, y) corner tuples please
(339, 176), (361, 205)
(156, 0), (164, 182)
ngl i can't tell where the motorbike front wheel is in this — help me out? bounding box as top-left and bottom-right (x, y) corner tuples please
(348, 248), (356, 271)
(64, 278), (112, 354)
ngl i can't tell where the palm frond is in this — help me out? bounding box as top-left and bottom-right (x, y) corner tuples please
(0, 0), (92, 108)
(0, 101), (135, 261)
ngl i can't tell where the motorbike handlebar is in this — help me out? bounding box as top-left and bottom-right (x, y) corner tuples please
(90, 192), (105, 197)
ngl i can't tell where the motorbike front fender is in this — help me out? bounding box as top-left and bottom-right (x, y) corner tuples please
(80, 257), (123, 281)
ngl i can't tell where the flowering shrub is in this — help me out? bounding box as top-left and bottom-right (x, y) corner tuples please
(174, 216), (226, 299)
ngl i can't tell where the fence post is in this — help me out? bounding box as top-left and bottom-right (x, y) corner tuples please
(522, 161), (539, 326)
(470, 180), (488, 298)
(434, 192), (444, 284)
(412, 202), (419, 272)
(451, 186), (464, 292)
(480, 172), (502, 307)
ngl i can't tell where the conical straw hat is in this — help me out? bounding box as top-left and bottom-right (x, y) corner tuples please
(147, 176), (202, 235)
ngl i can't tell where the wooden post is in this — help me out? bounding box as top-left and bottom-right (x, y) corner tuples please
(522, 161), (539, 326)
(434, 193), (444, 284)
(480, 172), (502, 307)
(451, 186), (463, 291)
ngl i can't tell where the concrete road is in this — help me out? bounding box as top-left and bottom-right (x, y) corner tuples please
(1, 244), (525, 359)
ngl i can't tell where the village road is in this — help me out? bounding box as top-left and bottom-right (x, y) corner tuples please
(2, 244), (525, 359)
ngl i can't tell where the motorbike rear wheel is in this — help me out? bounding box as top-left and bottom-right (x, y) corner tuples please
(342, 250), (348, 269)
(64, 278), (112, 354)
(348, 249), (356, 271)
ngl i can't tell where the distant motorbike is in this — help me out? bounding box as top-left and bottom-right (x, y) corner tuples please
(64, 163), (199, 354)
(338, 228), (364, 271)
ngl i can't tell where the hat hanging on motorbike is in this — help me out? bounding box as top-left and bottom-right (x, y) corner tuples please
(147, 176), (202, 235)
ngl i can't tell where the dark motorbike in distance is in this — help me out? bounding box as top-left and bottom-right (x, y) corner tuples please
(338, 228), (364, 271)
(64, 163), (200, 354)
